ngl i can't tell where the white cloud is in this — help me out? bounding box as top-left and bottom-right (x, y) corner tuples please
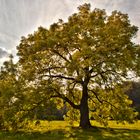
(0, 47), (9, 58)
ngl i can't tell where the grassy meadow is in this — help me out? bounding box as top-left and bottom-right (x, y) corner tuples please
(0, 121), (140, 140)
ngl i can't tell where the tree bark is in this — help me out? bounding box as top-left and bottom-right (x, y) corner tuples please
(79, 83), (91, 128)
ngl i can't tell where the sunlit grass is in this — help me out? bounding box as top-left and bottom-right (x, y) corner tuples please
(0, 120), (140, 140)
(91, 120), (140, 130)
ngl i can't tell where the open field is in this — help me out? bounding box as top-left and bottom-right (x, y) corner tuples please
(0, 121), (140, 140)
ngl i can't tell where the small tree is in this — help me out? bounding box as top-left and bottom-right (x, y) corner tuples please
(17, 3), (140, 128)
(0, 55), (20, 130)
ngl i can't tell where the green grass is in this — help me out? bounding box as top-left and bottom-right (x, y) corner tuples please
(0, 121), (140, 140)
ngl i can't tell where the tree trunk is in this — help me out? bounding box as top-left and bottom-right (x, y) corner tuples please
(79, 83), (91, 128)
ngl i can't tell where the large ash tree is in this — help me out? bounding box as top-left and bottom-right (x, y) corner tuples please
(17, 4), (140, 128)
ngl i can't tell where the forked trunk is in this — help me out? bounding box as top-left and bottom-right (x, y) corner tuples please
(79, 84), (91, 128)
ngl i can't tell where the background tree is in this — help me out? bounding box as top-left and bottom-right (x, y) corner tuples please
(17, 3), (140, 128)
(125, 81), (140, 119)
(0, 55), (21, 130)
(0, 55), (61, 130)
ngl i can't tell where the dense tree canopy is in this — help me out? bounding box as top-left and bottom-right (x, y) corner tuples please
(0, 55), (62, 130)
(2, 3), (140, 129)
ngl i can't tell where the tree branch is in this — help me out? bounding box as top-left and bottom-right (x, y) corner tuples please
(44, 74), (82, 83)
(88, 89), (119, 110)
(91, 69), (114, 78)
(52, 50), (70, 63)
(51, 89), (80, 109)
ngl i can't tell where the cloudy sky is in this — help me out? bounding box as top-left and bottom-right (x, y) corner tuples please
(0, 0), (140, 64)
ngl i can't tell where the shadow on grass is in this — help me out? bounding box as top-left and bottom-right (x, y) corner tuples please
(0, 127), (140, 140)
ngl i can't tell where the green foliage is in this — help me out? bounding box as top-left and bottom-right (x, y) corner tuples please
(89, 84), (138, 126)
(0, 55), (22, 130)
(64, 107), (80, 126)
(0, 56), (61, 130)
(15, 3), (140, 127)
(1, 3), (140, 129)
